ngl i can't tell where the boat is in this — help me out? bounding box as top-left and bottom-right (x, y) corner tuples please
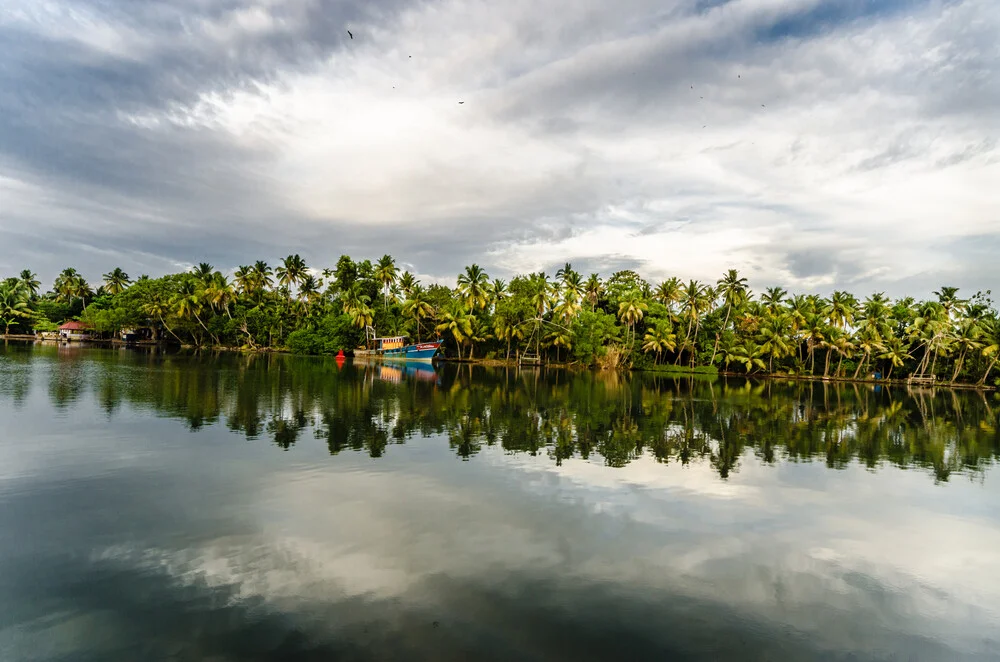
(355, 335), (443, 362)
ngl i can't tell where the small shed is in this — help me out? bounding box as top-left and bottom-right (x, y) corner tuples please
(59, 321), (94, 342)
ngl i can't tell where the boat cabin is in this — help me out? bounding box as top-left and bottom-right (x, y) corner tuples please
(375, 336), (406, 351)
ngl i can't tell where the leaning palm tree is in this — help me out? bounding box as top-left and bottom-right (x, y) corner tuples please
(457, 264), (490, 311)
(0, 280), (31, 335)
(654, 277), (682, 314)
(252, 261), (274, 293)
(949, 317), (984, 382)
(233, 266), (253, 295)
(102, 267), (131, 295)
(976, 319), (1000, 386)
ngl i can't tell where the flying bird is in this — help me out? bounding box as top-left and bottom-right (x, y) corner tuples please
(458, 101), (464, 104)
(347, 30), (353, 39)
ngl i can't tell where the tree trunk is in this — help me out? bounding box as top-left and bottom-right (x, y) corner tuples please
(887, 363), (894, 380)
(690, 319), (701, 367)
(836, 352), (844, 378)
(853, 352), (867, 380)
(708, 304), (731, 367)
(824, 349), (832, 378)
(951, 348), (967, 383)
(809, 347), (816, 374)
(977, 356), (998, 386)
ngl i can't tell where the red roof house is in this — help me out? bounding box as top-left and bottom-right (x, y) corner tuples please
(58, 321), (92, 331)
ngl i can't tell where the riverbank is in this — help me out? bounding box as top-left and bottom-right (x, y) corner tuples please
(3, 337), (996, 390)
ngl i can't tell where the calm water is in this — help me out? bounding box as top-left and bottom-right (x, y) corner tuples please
(1, 343), (999, 661)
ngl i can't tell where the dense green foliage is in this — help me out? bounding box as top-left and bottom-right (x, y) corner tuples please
(2, 260), (999, 385)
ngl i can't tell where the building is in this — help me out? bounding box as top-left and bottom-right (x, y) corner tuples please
(58, 321), (94, 342)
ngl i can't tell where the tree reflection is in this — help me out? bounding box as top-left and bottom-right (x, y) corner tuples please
(9, 344), (1000, 481)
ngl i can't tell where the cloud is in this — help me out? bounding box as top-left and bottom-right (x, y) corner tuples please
(0, 0), (997, 297)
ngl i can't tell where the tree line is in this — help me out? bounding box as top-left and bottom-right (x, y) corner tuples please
(2, 256), (998, 385)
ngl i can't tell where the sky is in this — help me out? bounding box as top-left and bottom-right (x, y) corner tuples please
(0, 0), (997, 297)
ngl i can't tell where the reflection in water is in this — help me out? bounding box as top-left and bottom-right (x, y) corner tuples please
(4, 343), (998, 481)
(1, 342), (1000, 661)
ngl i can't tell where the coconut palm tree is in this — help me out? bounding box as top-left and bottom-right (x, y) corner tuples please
(759, 313), (794, 373)
(251, 261), (274, 295)
(276, 254), (307, 294)
(618, 294), (648, 347)
(203, 273), (236, 318)
(492, 315), (524, 360)
(727, 339), (767, 374)
(561, 272), (583, 308)
(642, 320), (677, 364)
(0, 280), (31, 335)
(760, 286), (787, 315)
(710, 269), (749, 366)
(192, 263), (215, 281)
(677, 280), (708, 366)
(403, 286), (434, 342)
(374, 254), (398, 310)
(102, 267), (131, 295)
(877, 337), (910, 380)
(298, 274), (322, 313)
(654, 277), (682, 314)
(949, 317), (984, 382)
(546, 328), (573, 362)
(584, 273), (603, 311)
(233, 266), (253, 295)
(457, 264), (490, 311)
(488, 278), (507, 308)
(436, 304), (475, 360)
(398, 271), (417, 299)
(18, 270), (40, 298)
(976, 319), (1000, 386)
(828, 290), (858, 330)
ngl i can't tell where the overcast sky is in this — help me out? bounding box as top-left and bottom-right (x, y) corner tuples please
(1, 0), (997, 296)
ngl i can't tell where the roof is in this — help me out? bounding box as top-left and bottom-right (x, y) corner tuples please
(59, 321), (92, 331)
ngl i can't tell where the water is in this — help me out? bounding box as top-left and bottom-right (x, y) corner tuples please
(1, 342), (999, 661)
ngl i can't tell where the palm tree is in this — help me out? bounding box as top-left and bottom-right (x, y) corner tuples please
(949, 317), (983, 382)
(251, 261), (274, 296)
(398, 271), (417, 299)
(102, 267), (131, 295)
(828, 290), (858, 330)
(618, 295), (648, 347)
(298, 275), (322, 313)
(203, 273), (236, 318)
(171, 280), (217, 345)
(233, 266), (253, 295)
(710, 269), (749, 366)
(803, 313), (827, 374)
(546, 328), (573, 362)
(934, 286), (966, 320)
(374, 255), (398, 310)
(457, 264), (490, 311)
(18, 270), (40, 298)
(561, 272), (583, 308)
(759, 313), (794, 373)
(0, 280), (31, 335)
(555, 262), (576, 283)
(878, 337), (911, 380)
(654, 277), (682, 313)
(436, 304), (475, 360)
(488, 278), (508, 308)
(642, 320), (677, 364)
(677, 280), (708, 366)
(585, 273), (603, 311)
(492, 315), (524, 360)
(276, 254), (307, 295)
(727, 339), (767, 374)
(977, 319), (1000, 386)
(403, 286), (434, 342)
(761, 286), (787, 314)
(192, 263), (215, 281)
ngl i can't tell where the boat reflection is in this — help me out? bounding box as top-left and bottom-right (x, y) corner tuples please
(377, 362), (440, 385)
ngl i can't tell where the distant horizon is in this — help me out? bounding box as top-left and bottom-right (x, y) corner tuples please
(1, 0), (997, 296)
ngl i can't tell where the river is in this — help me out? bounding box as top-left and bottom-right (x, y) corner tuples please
(1, 342), (999, 661)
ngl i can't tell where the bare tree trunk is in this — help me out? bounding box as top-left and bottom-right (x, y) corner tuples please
(824, 349), (832, 378)
(951, 349), (967, 383)
(977, 356), (998, 386)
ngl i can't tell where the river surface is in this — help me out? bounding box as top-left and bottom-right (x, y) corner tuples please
(1, 342), (999, 661)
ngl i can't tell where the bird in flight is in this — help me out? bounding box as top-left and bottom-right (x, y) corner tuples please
(458, 101), (464, 104)
(347, 30), (353, 39)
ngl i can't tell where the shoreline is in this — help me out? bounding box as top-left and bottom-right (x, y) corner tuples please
(4, 336), (996, 390)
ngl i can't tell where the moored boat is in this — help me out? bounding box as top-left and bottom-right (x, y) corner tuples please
(356, 336), (443, 362)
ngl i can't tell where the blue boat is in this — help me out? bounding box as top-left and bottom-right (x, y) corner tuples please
(357, 336), (443, 362)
